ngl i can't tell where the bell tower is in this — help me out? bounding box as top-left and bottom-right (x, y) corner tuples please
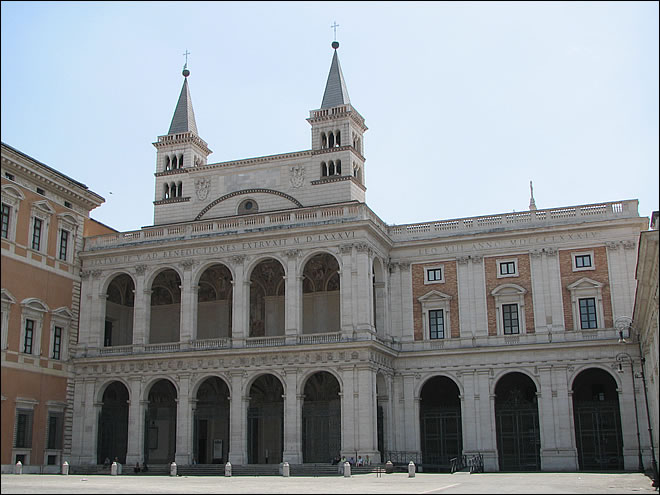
(307, 41), (368, 194)
(152, 59), (212, 225)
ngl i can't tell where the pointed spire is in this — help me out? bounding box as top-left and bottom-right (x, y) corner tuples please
(529, 180), (537, 210)
(168, 66), (198, 135)
(321, 41), (351, 109)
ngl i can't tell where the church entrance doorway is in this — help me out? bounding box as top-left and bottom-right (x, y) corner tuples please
(302, 371), (341, 463)
(247, 374), (283, 464)
(419, 376), (462, 472)
(97, 381), (129, 464)
(193, 376), (230, 464)
(495, 372), (541, 471)
(145, 379), (177, 464)
(572, 368), (623, 471)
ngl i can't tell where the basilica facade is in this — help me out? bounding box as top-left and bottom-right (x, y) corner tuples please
(70, 43), (652, 473)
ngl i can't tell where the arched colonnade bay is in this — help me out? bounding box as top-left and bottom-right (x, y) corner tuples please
(89, 365), (631, 472)
(92, 251), (387, 349)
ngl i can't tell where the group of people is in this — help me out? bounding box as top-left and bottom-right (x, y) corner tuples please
(333, 454), (371, 467)
(102, 457), (148, 473)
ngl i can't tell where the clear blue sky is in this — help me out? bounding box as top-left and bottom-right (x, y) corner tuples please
(1, 1), (658, 232)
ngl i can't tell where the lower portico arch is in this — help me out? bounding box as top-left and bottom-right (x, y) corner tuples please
(247, 373), (284, 464)
(301, 370), (341, 463)
(144, 378), (178, 464)
(192, 375), (230, 464)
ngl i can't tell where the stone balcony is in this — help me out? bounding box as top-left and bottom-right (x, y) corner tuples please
(83, 200), (639, 252)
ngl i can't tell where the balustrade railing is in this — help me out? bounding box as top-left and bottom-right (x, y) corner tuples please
(144, 342), (180, 353)
(245, 336), (286, 347)
(297, 332), (342, 345)
(191, 338), (231, 350)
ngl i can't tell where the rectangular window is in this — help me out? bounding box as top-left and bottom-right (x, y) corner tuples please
(579, 298), (598, 329)
(427, 268), (443, 282)
(429, 309), (445, 339)
(64, 201), (72, 208)
(32, 218), (42, 250)
(47, 413), (63, 450)
(502, 304), (520, 334)
(575, 254), (592, 268)
(14, 411), (33, 448)
(1, 203), (10, 239)
(36, 187), (45, 195)
(59, 230), (69, 260)
(23, 319), (34, 354)
(5, 172), (15, 180)
(499, 261), (516, 276)
(52, 326), (62, 360)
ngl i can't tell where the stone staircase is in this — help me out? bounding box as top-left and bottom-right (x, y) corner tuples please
(69, 464), (170, 476)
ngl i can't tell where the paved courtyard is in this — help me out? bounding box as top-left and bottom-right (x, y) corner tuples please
(0, 472), (657, 494)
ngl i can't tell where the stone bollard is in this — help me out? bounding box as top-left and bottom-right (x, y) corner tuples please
(408, 461), (416, 478)
(170, 462), (177, 477)
(62, 461), (69, 475)
(224, 461), (232, 477)
(343, 461), (351, 477)
(111, 462), (118, 476)
(385, 460), (393, 474)
(282, 461), (290, 477)
(14, 461), (23, 475)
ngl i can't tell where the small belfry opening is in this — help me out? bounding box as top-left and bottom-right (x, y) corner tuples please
(197, 264), (233, 340)
(149, 269), (181, 344)
(247, 374), (283, 464)
(572, 368), (623, 471)
(249, 259), (285, 337)
(97, 381), (129, 465)
(193, 377), (230, 464)
(104, 273), (134, 347)
(302, 253), (340, 334)
(302, 371), (341, 463)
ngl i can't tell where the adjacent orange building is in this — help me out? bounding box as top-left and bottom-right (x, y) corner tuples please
(1, 142), (111, 471)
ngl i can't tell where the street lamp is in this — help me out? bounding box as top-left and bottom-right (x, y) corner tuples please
(616, 352), (643, 473)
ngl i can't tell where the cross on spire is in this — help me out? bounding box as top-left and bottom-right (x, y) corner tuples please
(331, 22), (339, 41)
(183, 49), (190, 68)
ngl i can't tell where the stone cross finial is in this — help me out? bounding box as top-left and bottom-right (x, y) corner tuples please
(183, 49), (190, 67)
(331, 22), (339, 41)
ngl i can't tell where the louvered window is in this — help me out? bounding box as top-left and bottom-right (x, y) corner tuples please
(14, 410), (33, 448)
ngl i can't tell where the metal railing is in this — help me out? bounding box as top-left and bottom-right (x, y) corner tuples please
(449, 453), (484, 474)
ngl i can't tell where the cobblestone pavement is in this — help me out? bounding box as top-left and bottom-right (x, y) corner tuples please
(1, 472), (657, 494)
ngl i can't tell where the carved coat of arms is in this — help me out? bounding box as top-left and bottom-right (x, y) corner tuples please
(195, 178), (211, 201)
(290, 165), (305, 188)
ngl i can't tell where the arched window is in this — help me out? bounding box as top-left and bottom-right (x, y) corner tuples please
(335, 159), (341, 175)
(336, 130), (341, 147)
(328, 132), (335, 148)
(165, 156), (171, 171)
(164, 184), (170, 199)
(177, 182), (183, 197)
(321, 162), (328, 177)
(170, 182), (177, 197)
(328, 161), (335, 176)
(178, 154), (184, 168)
(321, 133), (327, 149)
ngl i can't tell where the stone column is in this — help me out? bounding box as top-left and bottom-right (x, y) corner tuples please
(340, 366), (357, 456)
(178, 260), (196, 348)
(175, 373), (193, 465)
(284, 250), (302, 344)
(282, 368), (302, 463)
(80, 379), (100, 464)
(85, 271), (105, 352)
(355, 243), (374, 334)
(355, 366), (379, 460)
(388, 263), (403, 341)
(460, 370), (479, 455)
(401, 373), (419, 453)
(77, 271), (94, 354)
(399, 263), (414, 342)
(230, 256), (247, 347)
(478, 369), (498, 471)
(125, 377), (145, 465)
(339, 244), (354, 336)
(132, 265), (148, 350)
(228, 371), (247, 464)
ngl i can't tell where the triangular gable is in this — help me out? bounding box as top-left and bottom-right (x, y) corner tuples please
(567, 277), (603, 290)
(418, 290), (452, 304)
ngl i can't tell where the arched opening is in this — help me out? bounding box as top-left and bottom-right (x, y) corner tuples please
(572, 368), (623, 470)
(321, 162), (328, 177)
(321, 133), (327, 149)
(145, 379), (177, 464)
(335, 159), (341, 175)
(194, 377), (230, 464)
(328, 132), (335, 148)
(149, 269), (181, 344)
(164, 183), (170, 199)
(249, 259), (285, 337)
(376, 373), (389, 463)
(302, 253), (340, 334)
(177, 182), (182, 197)
(419, 376), (462, 472)
(248, 374), (283, 464)
(495, 372), (541, 471)
(104, 274), (134, 347)
(97, 381), (129, 464)
(178, 154), (183, 168)
(302, 371), (341, 463)
(171, 155), (178, 169)
(328, 161), (335, 176)
(335, 130), (341, 147)
(197, 264), (232, 340)
(170, 182), (177, 198)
